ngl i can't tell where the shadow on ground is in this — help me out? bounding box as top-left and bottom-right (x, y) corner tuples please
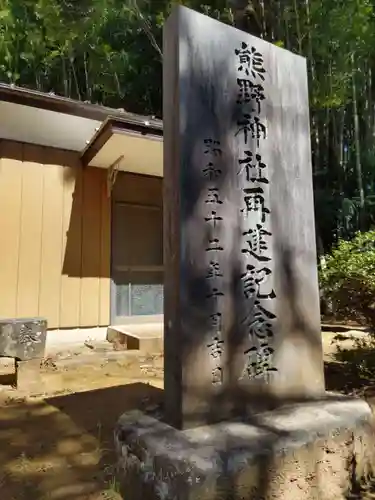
(325, 334), (375, 397)
(0, 382), (162, 500)
(2, 335), (375, 500)
(0, 372), (16, 386)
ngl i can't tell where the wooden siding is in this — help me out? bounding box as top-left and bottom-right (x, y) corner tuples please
(0, 140), (111, 328)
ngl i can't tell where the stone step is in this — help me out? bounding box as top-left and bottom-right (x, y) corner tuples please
(107, 323), (163, 353)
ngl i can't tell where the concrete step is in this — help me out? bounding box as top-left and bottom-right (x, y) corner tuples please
(107, 322), (163, 353)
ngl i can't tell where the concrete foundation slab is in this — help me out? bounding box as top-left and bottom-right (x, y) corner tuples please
(107, 323), (163, 352)
(115, 395), (375, 500)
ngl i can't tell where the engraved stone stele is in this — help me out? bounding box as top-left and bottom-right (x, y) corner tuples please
(163, 0), (325, 430)
(115, 7), (375, 499)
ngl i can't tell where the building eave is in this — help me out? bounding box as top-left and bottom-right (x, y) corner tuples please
(0, 83), (164, 177)
(81, 117), (163, 176)
(0, 83), (163, 136)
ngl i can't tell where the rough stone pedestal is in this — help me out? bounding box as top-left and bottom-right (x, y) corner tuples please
(115, 396), (375, 500)
(15, 358), (43, 395)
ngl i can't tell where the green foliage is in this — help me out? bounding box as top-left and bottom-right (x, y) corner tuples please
(308, 0), (374, 108)
(320, 231), (375, 327)
(0, 0), (167, 113)
(0, 0), (234, 115)
(0, 0), (373, 120)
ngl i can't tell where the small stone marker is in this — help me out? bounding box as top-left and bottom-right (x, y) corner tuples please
(163, 5), (324, 429)
(0, 317), (47, 395)
(0, 317), (47, 361)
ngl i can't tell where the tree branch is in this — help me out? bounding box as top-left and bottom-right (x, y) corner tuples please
(130, 0), (162, 61)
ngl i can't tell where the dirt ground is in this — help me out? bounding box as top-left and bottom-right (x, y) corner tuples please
(0, 350), (164, 500)
(0, 331), (374, 500)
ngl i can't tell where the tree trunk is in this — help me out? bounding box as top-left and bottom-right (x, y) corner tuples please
(229, 0), (263, 36)
(352, 53), (365, 230)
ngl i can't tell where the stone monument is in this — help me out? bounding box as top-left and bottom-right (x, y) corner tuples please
(162, 0), (324, 431)
(115, 6), (375, 499)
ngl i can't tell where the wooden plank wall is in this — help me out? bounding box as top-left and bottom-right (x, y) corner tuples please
(112, 170), (163, 207)
(0, 139), (111, 329)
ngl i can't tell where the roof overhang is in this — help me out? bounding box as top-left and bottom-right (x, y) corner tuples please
(0, 98), (101, 151)
(81, 118), (163, 177)
(0, 83), (163, 177)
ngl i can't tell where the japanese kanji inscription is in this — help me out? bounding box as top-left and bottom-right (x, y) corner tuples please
(163, 5), (324, 430)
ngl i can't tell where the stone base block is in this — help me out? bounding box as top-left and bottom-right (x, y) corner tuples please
(107, 324), (163, 353)
(115, 395), (375, 500)
(15, 358), (43, 395)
